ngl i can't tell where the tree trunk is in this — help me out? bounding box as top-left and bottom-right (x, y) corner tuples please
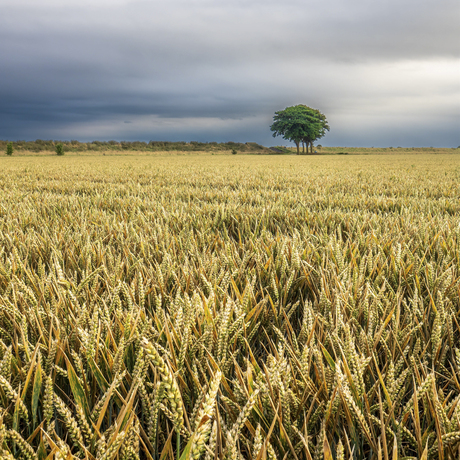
(296, 142), (300, 155)
(302, 141), (305, 154)
(310, 142), (313, 154)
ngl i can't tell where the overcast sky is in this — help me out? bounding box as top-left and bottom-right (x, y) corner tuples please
(1, 0), (459, 147)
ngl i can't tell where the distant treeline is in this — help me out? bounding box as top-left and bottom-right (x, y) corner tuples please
(0, 139), (272, 153)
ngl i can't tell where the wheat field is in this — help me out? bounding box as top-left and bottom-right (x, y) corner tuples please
(0, 154), (459, 459)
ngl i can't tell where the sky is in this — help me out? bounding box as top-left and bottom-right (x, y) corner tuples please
(1, 0), (459, 147)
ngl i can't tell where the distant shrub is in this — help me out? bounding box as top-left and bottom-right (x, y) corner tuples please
(6, 142), (13, 156)
(56, 143), (64, 155)
(3, 139), (272, 154)
(232, 148), (237, 155)
(246, 142), (264, 150)
(337, 152), (348, 155)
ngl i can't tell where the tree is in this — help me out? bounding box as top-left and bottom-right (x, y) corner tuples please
(6, 142), (13, 156)
(270, 105), (329, 154)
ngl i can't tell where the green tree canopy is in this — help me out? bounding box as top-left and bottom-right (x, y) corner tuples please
(270, 105), (330, 154)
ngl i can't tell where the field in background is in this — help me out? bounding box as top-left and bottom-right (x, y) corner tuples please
(0, 154), (459, 459)
(287, 146), (459, 155)
(2, 139), (459, 156)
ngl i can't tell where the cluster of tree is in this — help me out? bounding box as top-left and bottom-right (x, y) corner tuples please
(270, 105), (329, 154)
(0, 140), (271, 154)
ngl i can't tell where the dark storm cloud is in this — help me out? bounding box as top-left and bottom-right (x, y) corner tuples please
(1, 0), (459, 146)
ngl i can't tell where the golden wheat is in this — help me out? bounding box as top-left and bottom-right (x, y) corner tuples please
(0, 153), (458, 459)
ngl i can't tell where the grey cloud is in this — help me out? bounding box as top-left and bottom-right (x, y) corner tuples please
(3, 0), (458, 63)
